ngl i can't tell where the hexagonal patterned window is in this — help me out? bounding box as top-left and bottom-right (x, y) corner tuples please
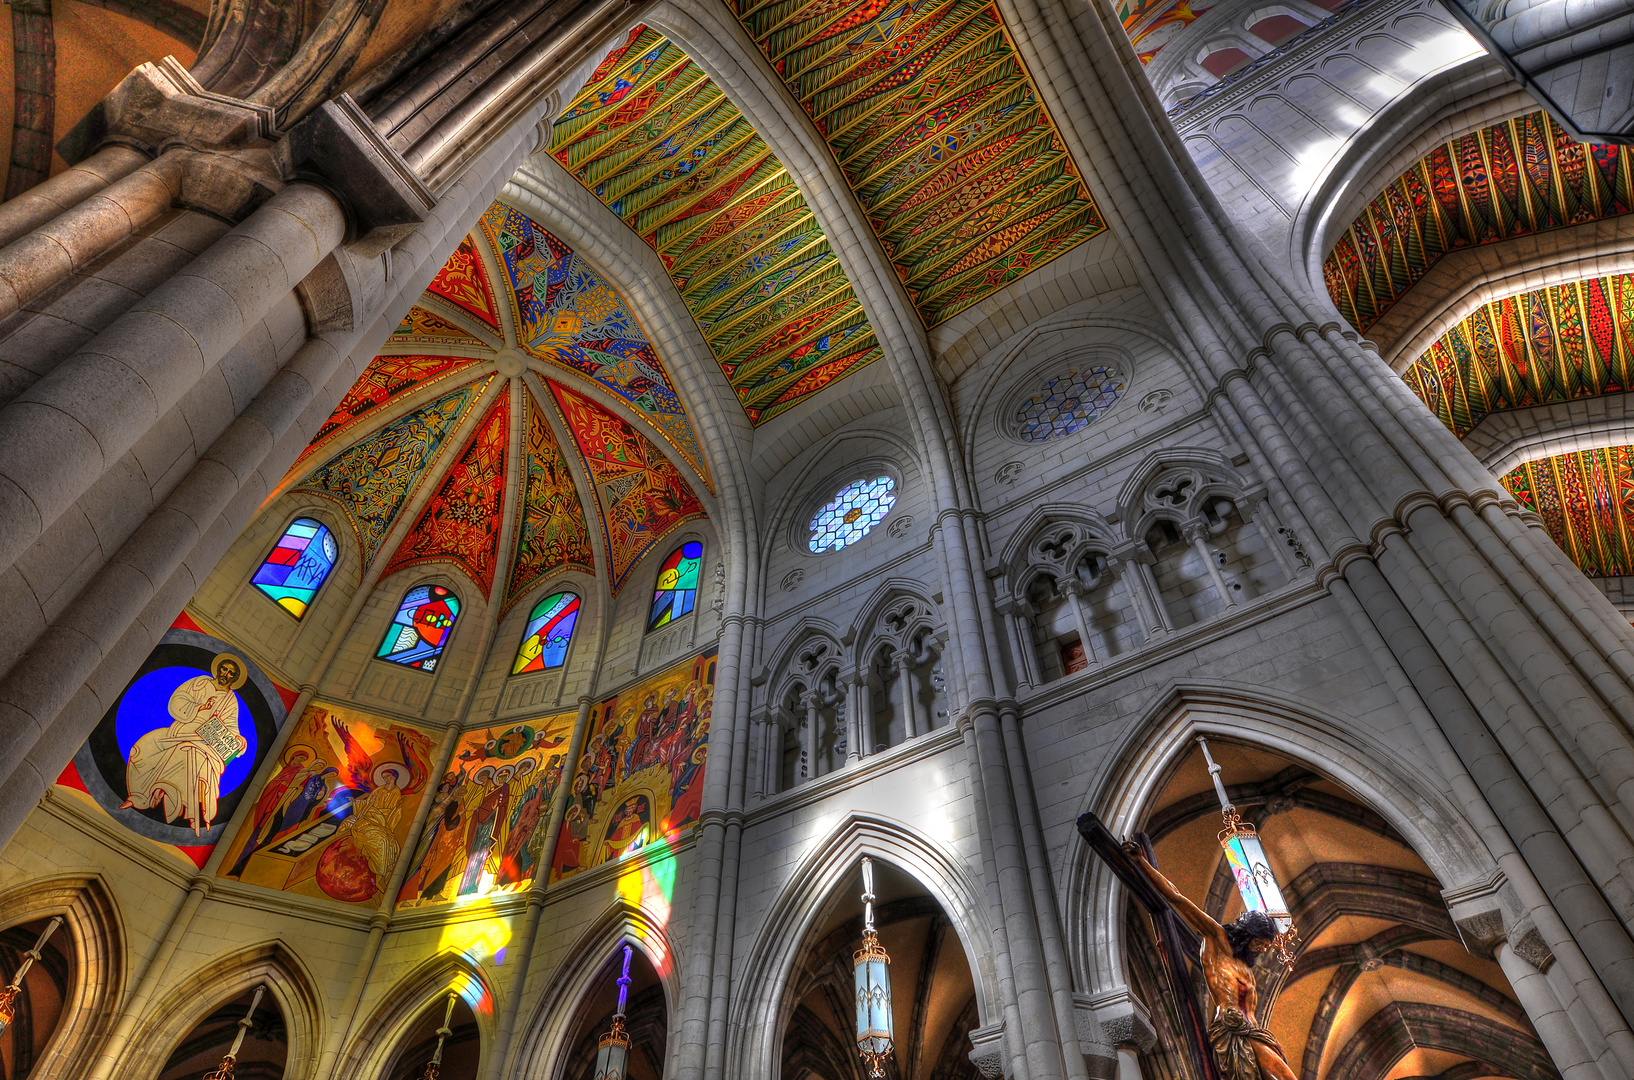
(809, 476), (897, 553)
(1013, 366), (1126, 441)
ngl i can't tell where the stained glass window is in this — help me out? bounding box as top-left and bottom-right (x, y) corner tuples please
(513, 591), (581, 674)
(1014, 366), (1125, 442)
(809, 476), (896, 553)
(251, 517), (338, 618)
(377, 584), (461, 671)
(650, 541), (703, 629)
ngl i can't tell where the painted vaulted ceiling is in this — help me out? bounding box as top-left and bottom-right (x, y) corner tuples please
(728, 0), (1107, 326)
(271, 203), (709, 606)
(550, 27), (884, 425)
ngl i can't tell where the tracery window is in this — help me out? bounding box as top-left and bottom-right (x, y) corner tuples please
(1014, 366), (1125, 441)
(649, 541), (703, 629)
(251, 517), (337, 618)
(377, 584), (460, 671)
(513, 591), (581, 673)
(809, 476), (896, 553)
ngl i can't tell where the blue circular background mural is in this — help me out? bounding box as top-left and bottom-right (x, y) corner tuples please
(113, 667), (258, 799)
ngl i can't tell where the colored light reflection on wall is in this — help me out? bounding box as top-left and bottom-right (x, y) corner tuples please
(437, 916), (513, 973)
(448, 970), (495, 1020)
(616, 836), (676, 976)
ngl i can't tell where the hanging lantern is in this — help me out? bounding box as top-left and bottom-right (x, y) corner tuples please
(421, 992), (458, 1080)
(854, 857), (894, 1079)
(594, 945), (634, 1080)
(1198, 737), (1297, 967)
(0, 917), (61, 1036)
(203, 985), (265, 1080)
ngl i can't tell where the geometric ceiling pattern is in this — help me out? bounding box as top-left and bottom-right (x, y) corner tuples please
(1117, 0), (1215, 64)
(1325, 110), (1634, 333)
(551, 27), (883, 425)
(1501, 447), (1634, 579)
(729, 0), (1107, 327)
(508, 387), (595, 604)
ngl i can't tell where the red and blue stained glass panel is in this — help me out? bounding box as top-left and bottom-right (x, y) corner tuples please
(377, 584), (461, 671)
(252, 517), (337, 618)
(649, 542), (702, 630)
(513, 591), (581, 674)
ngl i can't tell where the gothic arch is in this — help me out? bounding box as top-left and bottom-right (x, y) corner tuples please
(509, 900), (682, 1080)
(727, 813), (995, 1079)
(335, 951), (495, 1080)
(1064, 680), (1495, 997)
(118, 939), (324, 1080)
(997, 505), (1122, 583)
(1115, 447), (1251, 542)
(847, 579), (944, 674)
(0, 873), (124, 1080)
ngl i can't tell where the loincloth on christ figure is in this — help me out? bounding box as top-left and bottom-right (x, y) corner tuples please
(1208, 1006), (1286, 1080)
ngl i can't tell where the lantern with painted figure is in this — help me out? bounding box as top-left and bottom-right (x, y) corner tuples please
(1198, 736), (1297, 967)
(853, 856), (894, 1078)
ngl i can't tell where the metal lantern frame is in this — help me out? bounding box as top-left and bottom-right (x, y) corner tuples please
(594, 944), (635, 1080)
(1198, 737), (1299, 968)
(0, 917), (61, 1036)
(854, 856), (894, 1078)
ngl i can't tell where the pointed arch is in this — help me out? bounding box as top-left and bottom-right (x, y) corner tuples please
(0, 874), (124, 1080)
(335, 951), (496, 1080)
(727, 812), (995, 1079)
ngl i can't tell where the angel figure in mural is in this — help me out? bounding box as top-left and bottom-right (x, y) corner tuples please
(317, 721), (430, 902)
(1123, 843), (1297, 1080)
(121, 654), (249, 835)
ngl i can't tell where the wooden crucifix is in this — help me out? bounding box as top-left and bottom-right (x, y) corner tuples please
(1076, 811), (1224, 1080)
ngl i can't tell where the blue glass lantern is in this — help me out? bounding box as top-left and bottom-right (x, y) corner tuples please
(594, 945), (634, 1080)
(854, 857), (894, 1078)
(1199, 737), (1297, 966)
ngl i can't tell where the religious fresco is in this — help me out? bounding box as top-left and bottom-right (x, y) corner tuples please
(391, 305), (490, 348)
(1502, 447), (1634, 578)
(383, 397), (510, 595)
(426, 233), (501, 329)
(1402, 274), (1634, 438)
(291, 377), (494, 564)
(1117, 0), (1214, 62)
(506, 387), (595, 605)
(59, 620), (292, 864)
(550, 28), (884, 424)
(550, 651), (716, 882)
(309, 353), (480, 450)
(218, 702), (435, 905)
(476, 206), (714, 487)
(395, 713), (576, 908)
(548, 380), (706, 593)
(1324, 110), (1634, 333)
(723, 1), (1106, 327)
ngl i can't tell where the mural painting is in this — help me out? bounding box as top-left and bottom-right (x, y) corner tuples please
(550, 651), (716, 882)
(218, 703), (435, 904)
(59, 621), (292, 863)
(396, 713), (577, 908)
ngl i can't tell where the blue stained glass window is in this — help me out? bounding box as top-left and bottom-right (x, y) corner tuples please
(1014, 366), (1125, 442)
(809, 476), (896, 553)
(513, 591), (581, 674)
(377, 584), (461, 671)
(251, 517), (337, 618)
(650, 541), (703, 629)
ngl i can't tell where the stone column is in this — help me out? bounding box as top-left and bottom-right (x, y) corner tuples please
(1183, 520), (1236, 607)
(1242, 492), (1299, 580)
(1059, 580), (1097, 665)
(847, 671), (867, 762)
(1109, 551), (1165, 638)
(801, 690), (817, 781)
(1497, 941), (1608, 1080)
(999, 601), (1036, 688)
(896, 651), (920, 738)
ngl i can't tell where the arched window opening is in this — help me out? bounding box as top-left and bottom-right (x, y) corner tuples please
(157, 987), (287, 1080)
(1024, 573), (1081, 682)
(385, 993), (480, 1080)
(649, 542), (703, 630)
(809, 476), (896, 553)
(512, 591), (581, 674)
(779, 860), (981, 1080)
(1198, 497), (1282, 600)
(1074, 553), (1140, 661)
(561, 947), (668, 1080)
(1145, 520), (1222, 630)
(251, 517), (338, 618)
(1013, 365), (1125, 442)
(377, 584), (461, 671)
(0, 918), (74, 1079)
(866, 648), (898, 753)
(1123, 740), (1554, 1080)
(1248, 12), (1309, 44)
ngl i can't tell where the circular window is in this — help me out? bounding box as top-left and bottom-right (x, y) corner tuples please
(1013, 366), (1126, 442)
(809, 476), (897, 553)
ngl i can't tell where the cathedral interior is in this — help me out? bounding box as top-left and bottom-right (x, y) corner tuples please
(0, 0), (1632, 1078)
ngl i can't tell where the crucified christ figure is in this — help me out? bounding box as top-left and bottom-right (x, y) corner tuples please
(1124, 842), (1299, 1080)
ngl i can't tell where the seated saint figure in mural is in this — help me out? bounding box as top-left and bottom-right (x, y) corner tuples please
(120, 653), (249, 836)
(1124, 842), (1296, 1080)
(601, 795), (650, 861)
(330, 762), (409, 897)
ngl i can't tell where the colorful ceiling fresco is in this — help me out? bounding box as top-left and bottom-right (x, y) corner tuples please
(1403, 274), (1634, 437)
(1325, 111), (1634, 333)
(477, 205), (714, 488)
(391, 305), (490, 348)
(383, 397), (511, 595)
(549, 380), (706, 594)
(550, 27), (884, 425)
(1502, 447), (1634, 577)
(427, 234), (502, 330)
(294, 377), (494, 565)
(507, 388), (595, 605)
(310, 354), (481, 449)
(726, 0), (1107, 326)
(1118, 0), (1214, 63)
